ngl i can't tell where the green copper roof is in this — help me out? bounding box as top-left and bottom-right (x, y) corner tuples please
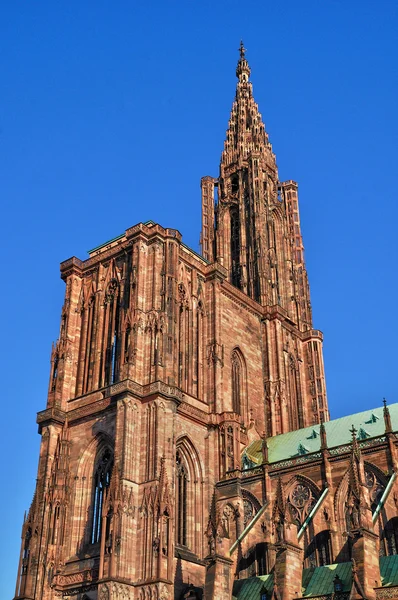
(232, 557), (398, 599)
(232, 574), (273, 599)
(380, 555), (398, 587)
(244, 403), (398, 466)
(301, 563), (352, 597)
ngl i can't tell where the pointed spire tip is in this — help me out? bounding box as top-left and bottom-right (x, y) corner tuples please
(239, 40), (246, 58)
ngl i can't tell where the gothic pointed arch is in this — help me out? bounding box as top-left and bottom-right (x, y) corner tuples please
(334, 461), (364, 540)
(178, 262), (192, 304)
(175, 437), (204, 557)
(285, 474), (321, 527)
(72, 433), (114, 553)
(363, 462), (394, 556)
(231, 347), (248, 421)
(103, 257), (121, 290)
(90, 446), (113, 544)
(241, 489), (261, 527)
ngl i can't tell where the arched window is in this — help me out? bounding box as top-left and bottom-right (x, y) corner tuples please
(91, 448), (113, 544)
(175, 439), (204, 557)
(231, 349), (247, 420)
(103, 278), (120, 387)
(230, 208), (241, 289)
(232, 351), (241, 414)
(381, 518), (398, 556)
(236, 542), (267, 577)
(176, 450), (187, 546)
(231, 174), (239, 195)
(304, 530), (331, 567)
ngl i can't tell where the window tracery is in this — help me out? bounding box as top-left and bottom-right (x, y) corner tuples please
(176, 450), (187, 546)
(231, 351), (241, 414)
(230, 207), (241, 289)
(287, 482), (316, 526)
(91, 448), (113, 544)
(364, 467), (384, 512)
(243, 499), (254, 526)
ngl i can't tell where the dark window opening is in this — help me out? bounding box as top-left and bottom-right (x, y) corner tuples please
(304, 530), (331, 567)
(230, 208), (241, 289)
(231, 174), (239, 195)
(381, 518), (398, 556)
(232, 352), (241, 414)
(91, 449), (113, 544)
(176, 450), (187, 546)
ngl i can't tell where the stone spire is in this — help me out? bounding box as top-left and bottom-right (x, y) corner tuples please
(200, 45), (328, 434)
(221, 43), (276, 173)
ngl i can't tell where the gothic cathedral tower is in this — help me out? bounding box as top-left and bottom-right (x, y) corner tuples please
(14, 46), (328, 600)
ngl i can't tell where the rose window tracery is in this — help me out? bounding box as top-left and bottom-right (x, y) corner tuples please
(287, 482), (316, 526)
(243, 499), (254, 526)
(364, 468), (384, 511)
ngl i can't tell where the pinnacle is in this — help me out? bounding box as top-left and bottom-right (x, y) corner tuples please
(236, 40), (250, 81)
(221, 44), (276, 171)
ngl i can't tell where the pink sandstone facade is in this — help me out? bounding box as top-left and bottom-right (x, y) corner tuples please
(14, 45), (398, 600)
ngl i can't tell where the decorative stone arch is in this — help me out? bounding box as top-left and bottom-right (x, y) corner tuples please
(177, 277), (192, 391)
(241, 488), (261, 526)
(363, 461), (393, 554)
(285, 475), (325, 566)
(270, 205), (287, 305)
(176, 436), (204, 483)
(175, 436), (204, 557)
(333, 465), (359, 540)
(333, 460), (380, 537)
(77, 431), (114, 483)
(286, 352), (304, 430)
(231, 347), (248, 422)
(71, 433), (114, 555)
(285, 475), (321, 530)
(285, 473), (321, 498)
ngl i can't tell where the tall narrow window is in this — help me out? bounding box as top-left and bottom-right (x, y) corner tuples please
(304, 530), (331, 567)
(104, 279), (120, 387)
(176, 451), (187, 546)
(232, 351), (241, 414)
(91, 449), (113, 544)
(231, 174), (239, 195)
(230, 208), (241, 289)
(382, 518), (398, 556)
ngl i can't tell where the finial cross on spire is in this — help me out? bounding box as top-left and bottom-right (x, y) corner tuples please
(239, 40), (246, 58)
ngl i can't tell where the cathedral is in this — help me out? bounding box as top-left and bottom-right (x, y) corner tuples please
(14, 45), (398, 600)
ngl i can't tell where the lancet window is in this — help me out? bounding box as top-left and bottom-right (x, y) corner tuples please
(176, 450), (187, 546)
(381, 518), (398, 556)
(231, 351), (242, 414)
(230, 207), (241, 289)
(175, 439), (203, 556)
(91, 448), (113, 544)
(103, 278), (120, 387)
(231, 349), (247, 421)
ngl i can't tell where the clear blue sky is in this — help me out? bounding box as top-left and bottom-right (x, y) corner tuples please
(1, 1), (397, 596)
